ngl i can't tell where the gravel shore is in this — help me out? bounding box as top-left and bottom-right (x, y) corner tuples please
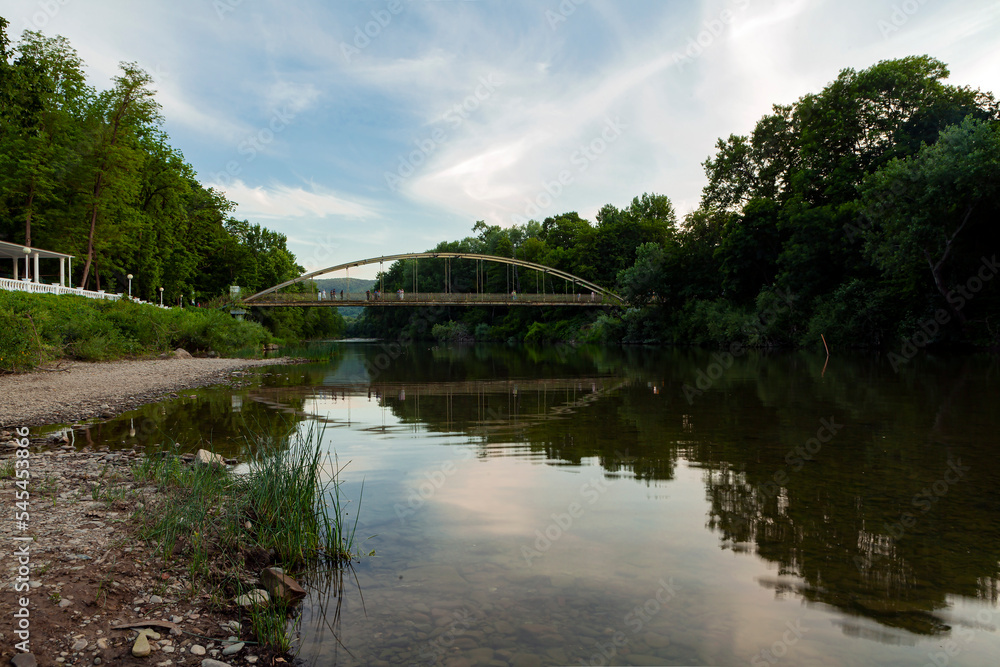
(0, 357), (290, 428)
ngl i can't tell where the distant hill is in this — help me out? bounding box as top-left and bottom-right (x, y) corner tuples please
(312, 278), (376, 318)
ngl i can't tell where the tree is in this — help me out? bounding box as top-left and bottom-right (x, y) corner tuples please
(861, 117), (1000, 323)
(79, 62), (161, 289)
(0, 30), (90, 259)
(618, 242), (667, 307)
(716, 198), (782, 303)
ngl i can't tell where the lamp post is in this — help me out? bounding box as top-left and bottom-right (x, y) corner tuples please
(127, 273), (133, 298)
(159, 287), (164, 307)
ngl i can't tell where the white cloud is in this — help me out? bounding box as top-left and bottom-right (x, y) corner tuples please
(211, 180), (376, 220)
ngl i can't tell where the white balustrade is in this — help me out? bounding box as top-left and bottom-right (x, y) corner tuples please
(0, 277), (123, 301)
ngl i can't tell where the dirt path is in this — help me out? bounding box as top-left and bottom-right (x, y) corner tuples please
(0, 357), (290, 428)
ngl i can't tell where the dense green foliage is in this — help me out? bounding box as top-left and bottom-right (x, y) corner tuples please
(354, 56), (1000, 349)
(0, 290), (273, 371)
(0, 19), (341, 344)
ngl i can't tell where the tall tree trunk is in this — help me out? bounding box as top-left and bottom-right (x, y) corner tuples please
(79, 89), (131, 289)
(80, 191), (100, 289)
(24, 181), (34, 279)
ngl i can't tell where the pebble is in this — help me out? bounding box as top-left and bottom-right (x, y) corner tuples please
(222, 641), (244, 656)
(201, 660), (235, 667)
(132, 633), (151, 657)
(150, 594), (164, 604)
(235, 589), (269, 608)
(71, 639), (88, 651)
(190, 644), (207, 656)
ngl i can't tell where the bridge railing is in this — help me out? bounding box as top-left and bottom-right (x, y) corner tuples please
(248, 291), (618, 305)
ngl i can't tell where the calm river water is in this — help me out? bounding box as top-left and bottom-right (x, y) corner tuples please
(70, 343), (1000, 666)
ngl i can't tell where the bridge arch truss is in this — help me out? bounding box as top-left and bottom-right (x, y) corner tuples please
(242, 252), (623, 304)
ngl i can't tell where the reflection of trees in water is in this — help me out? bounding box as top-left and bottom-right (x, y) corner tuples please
(75, 360), (341, 457)
(373, 346), (1000, 636)
(696, 353), (1000, 636)
(118, 343), (1000, 639)
(377, 378), (678, 483)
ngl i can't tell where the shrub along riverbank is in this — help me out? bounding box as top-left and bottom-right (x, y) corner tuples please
(0, 291), (272, 373)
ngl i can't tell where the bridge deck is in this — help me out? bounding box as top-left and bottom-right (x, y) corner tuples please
(244, 292), (616, 307)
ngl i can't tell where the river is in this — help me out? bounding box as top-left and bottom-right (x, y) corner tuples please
(69, 343), (1000, 666)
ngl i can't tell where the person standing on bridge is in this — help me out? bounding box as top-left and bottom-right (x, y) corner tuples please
(366, 290), (370, 301)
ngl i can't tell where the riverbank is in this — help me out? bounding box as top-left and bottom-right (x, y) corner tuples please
(0, 441), (300, 666)
(0, 357), (291, 428)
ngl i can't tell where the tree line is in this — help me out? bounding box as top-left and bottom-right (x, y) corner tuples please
(0, 18), (342, 340)
(358, 55), (1000, 348)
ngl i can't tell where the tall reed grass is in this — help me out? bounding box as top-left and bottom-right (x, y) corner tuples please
(130, 425), (363, 653)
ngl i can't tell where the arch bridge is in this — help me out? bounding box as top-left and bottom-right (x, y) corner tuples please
(241, 252), (624, 307)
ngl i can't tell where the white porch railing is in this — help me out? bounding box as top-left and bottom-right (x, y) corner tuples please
(0, 277), (121, 301)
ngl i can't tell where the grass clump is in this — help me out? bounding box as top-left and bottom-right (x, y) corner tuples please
(130, 427), (363, 653)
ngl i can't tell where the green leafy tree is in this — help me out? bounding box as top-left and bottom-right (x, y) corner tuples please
(79, 62), (161, 289)
(861, 117), (1000, 324)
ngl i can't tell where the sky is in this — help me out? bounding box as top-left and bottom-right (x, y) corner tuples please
(4, 0), (1000, 278)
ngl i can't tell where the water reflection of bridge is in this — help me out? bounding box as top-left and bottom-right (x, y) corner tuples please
(248, 377), (627, 430)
